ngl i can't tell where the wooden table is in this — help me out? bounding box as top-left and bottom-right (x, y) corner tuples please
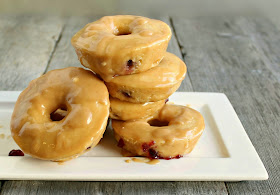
(0, 14), (279, 194)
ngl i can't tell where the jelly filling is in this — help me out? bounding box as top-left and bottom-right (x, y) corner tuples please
(9, 149), (24, 156)
(142, 141), (155, 152)
(117, 138), (125, 148)
(125, 60), (135, 73)
(148, 149), (159, 159)
(147, 149), (182, 160)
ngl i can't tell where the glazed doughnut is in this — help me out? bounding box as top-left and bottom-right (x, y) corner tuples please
(106, 52), (186, 103)
(112, 104), (204, 159)
(71, 15), (171, 81)
(10, 67), (110, 161)
(110, 97), (165, 121)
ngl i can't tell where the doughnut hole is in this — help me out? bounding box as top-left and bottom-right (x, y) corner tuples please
(114, 25), (131, 36)
(116, 31), (131, 36)
(50, 105), (68, 121)
(148, 119), (169, 127)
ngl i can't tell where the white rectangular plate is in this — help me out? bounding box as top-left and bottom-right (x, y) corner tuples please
(0, 91), (268, 181)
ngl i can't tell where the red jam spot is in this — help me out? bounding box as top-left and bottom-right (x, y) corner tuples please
(165, 99), (169, 103)
(125, 60), (135, 73)
(142, 143), (149, 152)
(142, 141), (155, 152)
(9, 149), (24, 156)
(148, 149), (159, 159)
(174, 154), (182, 159)
(87, 146), (91, 150)
(117, 138), (125, 148)
(127, 60), (133, 68)
(147, 150), (183, 160)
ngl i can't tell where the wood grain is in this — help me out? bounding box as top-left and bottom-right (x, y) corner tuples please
(0, 15), (64, 90)
(224, 17), (280, 195)
(239, 17), (280, 78)
(172, 16), (280, 195)
(270, 17), (280, 33)
(1, 180), (228, 195)
(46, 16), (99, 72)
(160, 16), (194, 92)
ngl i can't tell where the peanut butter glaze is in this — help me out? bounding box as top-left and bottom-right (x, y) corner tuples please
(0, 133), (5, 139)
(106, 52), (186, 103)
(110, 97), (165, 120)
(125, 157), (160, 165)
(113, 104), (205, 159)
(71, 15), (171, 82)
(10, 67), (110, 161)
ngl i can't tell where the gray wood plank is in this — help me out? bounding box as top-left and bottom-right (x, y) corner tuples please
(46, 16), (99, 72)
(0, 15), (64, 90)
(269, 17), (280, 32)
(172, 16), (280, 195)
(1, 180), (228, 195)
(235, 17), (280, 80)
(159, 16), (193, 92)
(224, 17), (280, 195)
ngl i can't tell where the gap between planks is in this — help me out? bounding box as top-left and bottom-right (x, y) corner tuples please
(169, 16), (195, 91)
(43, 24), (65, 74)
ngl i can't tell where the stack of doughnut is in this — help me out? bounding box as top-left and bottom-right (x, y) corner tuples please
(72, 15), (205, 160)
(10, 15), (205, 162)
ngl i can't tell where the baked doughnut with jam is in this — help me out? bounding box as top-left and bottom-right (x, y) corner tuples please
(71, 15), (171, 81)
(112, 104), (204, 159)
(10, 67), (110, 162)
